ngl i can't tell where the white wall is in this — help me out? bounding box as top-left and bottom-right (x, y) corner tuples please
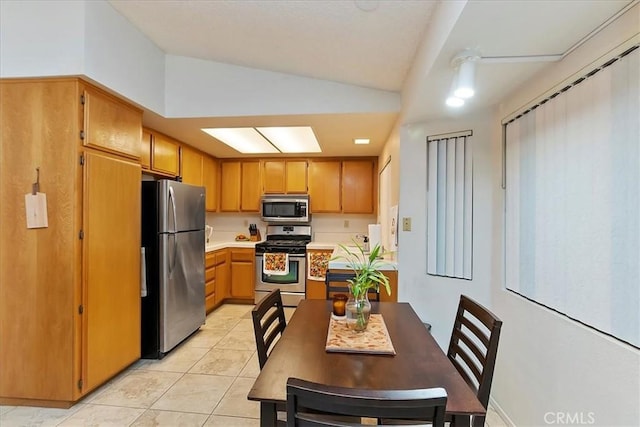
(0, 0), (85, 77)
(164, 55), (400, 118)
(84, 0), (166, 114)
(490, 5), (640, 426)
(397, 110), (496, 348)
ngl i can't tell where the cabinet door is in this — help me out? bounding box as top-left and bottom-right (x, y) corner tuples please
(215, 254), (230, 304)
(181, 145), (203, 186)
(82, 88), (141, 160)
(83, 151), (141, 393)
(263, 160), (285, 193)
(308, 161), (341, 213)
(342, 159), (375, 214)
(141, 129), (151, 170)
(203, 155), (219, 212)
(152, 133), (180, 176)
(230, 249), (255, 299)
(220, 161), (241, 211)
(286, 160), (308, 193)
(241, 161), (261, 212)
(231, 261), (255, 298)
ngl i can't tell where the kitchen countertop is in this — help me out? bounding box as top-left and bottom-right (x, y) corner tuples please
(205, 241), (398, 272)
(327, 245), (398, 271)
(206, 240), (259, 252)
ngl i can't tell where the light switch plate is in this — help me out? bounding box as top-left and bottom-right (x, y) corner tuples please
(402, 217), (411, 231)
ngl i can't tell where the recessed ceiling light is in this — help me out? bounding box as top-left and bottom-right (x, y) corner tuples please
(445, 96), (465, 108)
(202, 128), (278, 154)
(257, 127), (321, 153)
(202, 126), (321, 154)
(354, 138), (370, 145)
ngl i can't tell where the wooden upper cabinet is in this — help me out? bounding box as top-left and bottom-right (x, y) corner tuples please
(241, 161), (261, 212)
(203, 155), (219, 212)
(263, 160), (286, 193)
(286, 160), (308, 193)
(342, 159), (375, 214)
(263, 160), (308, 194)
(141, 129), (151, 170)
(220, 160), (261, 212)
(151, 133), (180, 176)
(181, 145), (203, 186)
(220, 161), (241, 211)
(308, 160), (341, 213)
(82, 88), (142, 160)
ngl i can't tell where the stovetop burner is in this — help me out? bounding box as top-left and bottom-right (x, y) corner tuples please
(255, 224), (312, 255)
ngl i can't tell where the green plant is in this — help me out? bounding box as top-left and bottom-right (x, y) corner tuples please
(333, 241), (392, 300)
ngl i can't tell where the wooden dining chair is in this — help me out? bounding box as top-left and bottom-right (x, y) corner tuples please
(252, 288), (287, 369)
(286, 377), (447, 427)
(252, 289), (288, 423)
(447, 295), (503, 427)
(325, 271), (380, 301)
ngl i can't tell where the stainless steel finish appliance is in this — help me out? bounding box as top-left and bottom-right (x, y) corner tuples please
(255, 224), (312, 307)
(141, 180), (206, 359)
(260, 194), (310, 223)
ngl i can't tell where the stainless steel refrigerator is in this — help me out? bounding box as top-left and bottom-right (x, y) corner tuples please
(141, 180), (206, 359)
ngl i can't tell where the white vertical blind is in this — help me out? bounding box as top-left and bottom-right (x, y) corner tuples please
(505, 46), (639, 348)
(427, 134), (473, 279)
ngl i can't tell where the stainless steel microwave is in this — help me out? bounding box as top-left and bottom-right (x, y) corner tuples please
(260, 195), (310, 223)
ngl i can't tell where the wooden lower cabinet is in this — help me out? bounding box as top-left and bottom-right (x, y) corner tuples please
(306, 250), (333, 300)
(205, 249), (229, 312)
(0, 78), (142, 406)
(230, 248), (255, 300)
(205, 252), (217, 312)
(215, 250), (230, 303)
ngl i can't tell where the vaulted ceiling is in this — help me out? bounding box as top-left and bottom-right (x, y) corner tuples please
(109, 0), (633, 157)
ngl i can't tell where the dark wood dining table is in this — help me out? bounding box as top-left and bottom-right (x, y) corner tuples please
(247, 299), (485, 427)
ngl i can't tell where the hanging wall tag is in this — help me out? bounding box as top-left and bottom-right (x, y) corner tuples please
(25, 192), (49, 229)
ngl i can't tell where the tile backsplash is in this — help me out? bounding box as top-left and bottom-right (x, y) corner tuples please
(206, 213), (376, 244)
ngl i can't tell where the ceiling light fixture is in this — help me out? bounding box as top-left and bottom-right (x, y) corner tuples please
(445, 49), (481, 108)
(354, 138), (370, 145)
(445, 72), (464, 108)
(202, 126), (321, 154)
(202, 128), (278, 153)
(256, 126), (321, 153)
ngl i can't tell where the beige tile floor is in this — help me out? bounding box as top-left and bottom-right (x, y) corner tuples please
(0, 303), (508, 427)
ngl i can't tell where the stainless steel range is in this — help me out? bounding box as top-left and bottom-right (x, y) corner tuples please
(255, 224), (311, 307)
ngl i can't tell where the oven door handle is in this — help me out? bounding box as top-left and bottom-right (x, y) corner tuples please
(256, 253), (306, 259)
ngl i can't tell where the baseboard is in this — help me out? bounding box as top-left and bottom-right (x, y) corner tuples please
(489, 396), (516, 427)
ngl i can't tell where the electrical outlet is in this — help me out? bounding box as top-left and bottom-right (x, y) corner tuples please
(402, 217), (411, 231)
(244, 219), (249, 227)
(344, 220), (349, 228)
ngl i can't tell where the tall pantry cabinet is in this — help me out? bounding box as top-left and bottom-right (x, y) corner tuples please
(0, 78), (142, 406)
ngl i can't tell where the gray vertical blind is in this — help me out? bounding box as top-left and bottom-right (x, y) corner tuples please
(505, 45), (639, 348)
(427, 133), (473, 279)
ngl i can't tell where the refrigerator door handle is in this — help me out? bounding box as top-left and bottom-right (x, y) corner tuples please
(168, 233), (176, 276)
(168, 186), (177, 233)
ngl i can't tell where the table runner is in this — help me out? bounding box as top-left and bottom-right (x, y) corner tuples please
(325, 314), (396, 355)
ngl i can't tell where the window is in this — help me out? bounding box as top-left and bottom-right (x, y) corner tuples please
(505, 45), (639, 348)
(427, 131), (473, 279)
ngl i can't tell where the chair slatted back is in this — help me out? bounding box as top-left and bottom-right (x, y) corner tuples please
(447, 295), (502, 417)
(252, 289), (287, 369)
(325, 272), (380, 301)
(286, 377), (447, 427)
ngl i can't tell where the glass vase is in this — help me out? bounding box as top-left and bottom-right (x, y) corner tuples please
(345, 291), (371, 332)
